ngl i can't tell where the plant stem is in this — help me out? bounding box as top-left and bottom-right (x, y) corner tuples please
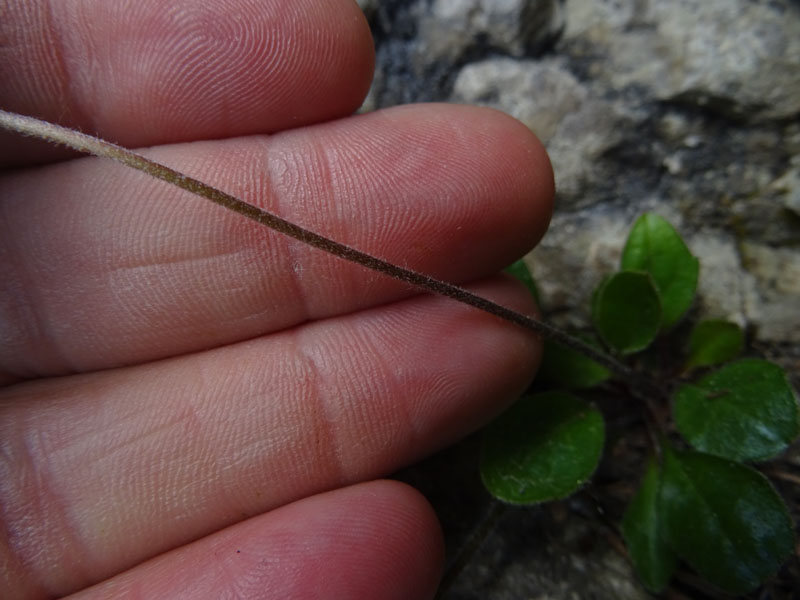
(435, 500), (507, 599)
(0, 109), (643, 383)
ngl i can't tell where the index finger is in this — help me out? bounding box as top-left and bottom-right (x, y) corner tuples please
(0, 0), (374, 165)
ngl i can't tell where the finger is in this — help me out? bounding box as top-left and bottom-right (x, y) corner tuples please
(0, 104), (553, 381)
(73, 481), (443, 600)
(0, 277), (538, 597)
(0, 0), (374, 165)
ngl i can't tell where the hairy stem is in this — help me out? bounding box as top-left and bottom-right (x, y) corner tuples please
(435, 500), (507, 599)
(0, 109), (642, 382)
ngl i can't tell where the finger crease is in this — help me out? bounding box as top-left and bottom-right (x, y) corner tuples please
(44, 1), (93, 132)
(0, 202), (76, 378)
(292, 329), (346, 488)
(0, 422), (93, 596)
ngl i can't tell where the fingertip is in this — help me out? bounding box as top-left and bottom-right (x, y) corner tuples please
(258, 480), (444, 600)
(75, 481), (443, 600)
(468, 104), (556, 247)
(363, 103), (555, 249)
(0, 0), (376, 165)
(340, 480), (445, 599)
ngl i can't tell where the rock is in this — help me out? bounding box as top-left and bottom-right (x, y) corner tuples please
(688, 233), (760, 329)
(774, 123), (800, 217)
(740, 242), (800, 343)
(771, 165), (800, 218)
(562, 0), (641, 39)
(451, 58), (583, 144)
(364, 0), (564, 109)
(451, 58), (628, 205)
(545, 97), (628, 203)
(361, 1), (448, 109)
(561, 0), (800, 121)
(417, 0), (563, 63)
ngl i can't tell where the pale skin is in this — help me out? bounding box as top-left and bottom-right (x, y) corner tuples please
(0, 1), (554, 598)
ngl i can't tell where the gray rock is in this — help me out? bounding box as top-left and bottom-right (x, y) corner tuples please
(740, 241), (800, 343)
(771, 123), (800, 218)
(417, 0), (563, 63)
(772, 166), (800, 217)
(562, 0), (641, 39)
(364, 0), (565, 109)
(689, 232), (761, 329)
(562, 0), (800, 121)
(451, 58), (628, 205)
(451, 58), (584, 144)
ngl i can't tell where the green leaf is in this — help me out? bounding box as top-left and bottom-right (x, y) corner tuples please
(674, 359), (800, 461)
(659, 447), (794, 594)
(537, 337), (611, 389)
(621, 213), (699, 328)
(504, 259), (540, 304)
(684, 319), (744, 370)
(591, 271), (662, 354)
(480, 392), (605, 504)
(621, 458), (678, 593)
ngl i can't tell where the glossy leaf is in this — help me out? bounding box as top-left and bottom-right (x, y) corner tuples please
(621, 458), (677, 593)
(685, 319), (744, 370)
(537, 338), (611, 389)
(480, 392), (604, 504)
(621, 213), (699, 328)
(504, 259), (540, 304)
(674, 359), (799, 461)
(658, 447), (794, 594)
(592, 271), (661, 354)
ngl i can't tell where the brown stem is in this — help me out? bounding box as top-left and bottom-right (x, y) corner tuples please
(0, 109), (644, 383)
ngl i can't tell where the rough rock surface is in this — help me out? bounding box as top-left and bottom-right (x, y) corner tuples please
(361, 0), (800, 598)
(419, 0), (564, 60)
(563, 0), (800, 121)
(452, 57), (628, 202)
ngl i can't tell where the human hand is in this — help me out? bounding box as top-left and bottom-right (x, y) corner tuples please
(0, 1), (553, 598)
